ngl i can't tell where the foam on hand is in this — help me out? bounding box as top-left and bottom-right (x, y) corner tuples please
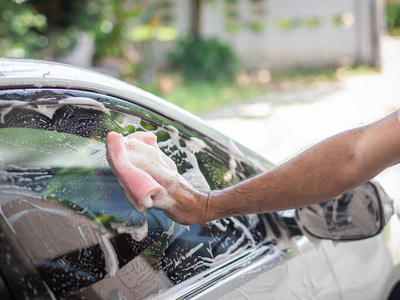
(106, 132), (161, 212)
(106, 131), (179, 213)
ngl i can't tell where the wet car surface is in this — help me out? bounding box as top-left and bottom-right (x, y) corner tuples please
(1, 58), (400, 300)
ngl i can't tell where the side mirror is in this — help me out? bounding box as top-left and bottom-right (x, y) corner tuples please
(295, 181), (394, 241)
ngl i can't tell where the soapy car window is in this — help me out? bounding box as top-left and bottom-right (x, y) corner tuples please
(0, 89), (267, 299)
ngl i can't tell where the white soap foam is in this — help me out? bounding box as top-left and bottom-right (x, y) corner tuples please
(0, 97), (110, 123)
(120, 114), (141, 129)
(158, 129), (211, 193)
(111, 220), (149, 242)
(227, 139), (265, 175)
(0, 101), (27, 123)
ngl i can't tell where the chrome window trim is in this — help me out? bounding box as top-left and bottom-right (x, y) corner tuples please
(156, 245), (284, 299)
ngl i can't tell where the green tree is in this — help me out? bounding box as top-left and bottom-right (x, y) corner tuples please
(0, 0), (100, 59)
(386, 1), (400, 35)
(1, 0), (178, 77)
(0, 0), (50, 58)
(168, 36), (238, 82)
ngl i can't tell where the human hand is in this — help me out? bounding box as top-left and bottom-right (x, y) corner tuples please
(106, 131), (209, 225)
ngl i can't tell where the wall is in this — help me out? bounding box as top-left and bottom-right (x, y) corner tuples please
(193, 0), (384, 71)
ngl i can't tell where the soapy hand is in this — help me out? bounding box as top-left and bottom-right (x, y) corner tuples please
(106, 132), (208, 225)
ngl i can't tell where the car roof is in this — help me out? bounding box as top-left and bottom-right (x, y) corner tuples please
(0, 58), (272, 170)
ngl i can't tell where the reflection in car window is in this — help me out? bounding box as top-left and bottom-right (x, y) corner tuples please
(0, 89), (269, 299)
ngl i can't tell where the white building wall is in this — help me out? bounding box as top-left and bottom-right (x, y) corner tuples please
(196, 0), (382, 71)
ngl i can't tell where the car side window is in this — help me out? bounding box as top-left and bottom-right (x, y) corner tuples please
(0, 89), (269, 299)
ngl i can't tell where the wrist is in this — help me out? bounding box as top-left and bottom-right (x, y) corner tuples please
(201, 189), (223, 222)
(195, 190), (212, 224)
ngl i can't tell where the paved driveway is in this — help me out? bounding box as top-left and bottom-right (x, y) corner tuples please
(204, 36), (400, 203)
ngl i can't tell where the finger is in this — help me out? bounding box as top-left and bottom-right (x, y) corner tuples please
(128, 131), (159, 148)
(106, 132), (162, 211)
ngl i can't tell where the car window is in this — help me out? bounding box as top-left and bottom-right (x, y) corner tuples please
(0, 89), (270, 299)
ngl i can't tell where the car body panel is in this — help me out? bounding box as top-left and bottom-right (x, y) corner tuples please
(325, 216), (400, 300)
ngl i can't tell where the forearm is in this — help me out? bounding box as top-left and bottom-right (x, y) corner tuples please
(204, 112), (400, 222)
(205, 130), (363, 221)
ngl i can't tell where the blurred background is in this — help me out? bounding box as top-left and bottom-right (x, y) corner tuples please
(1, 0), (400, 200)
(1, 0), (399, 114)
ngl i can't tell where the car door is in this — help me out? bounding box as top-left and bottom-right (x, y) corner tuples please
(214, 217), (344, 300)
(0, 88), (341, 299)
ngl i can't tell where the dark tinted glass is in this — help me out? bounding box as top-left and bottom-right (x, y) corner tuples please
(0, 89), (268, 299)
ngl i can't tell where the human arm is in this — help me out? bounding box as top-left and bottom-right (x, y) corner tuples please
(202, 111), (400, 222)
(107, 111), (400, 225)
(159, 110), (400, 224)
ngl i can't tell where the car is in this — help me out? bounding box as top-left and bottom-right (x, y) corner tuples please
(0, 58), (399, 300)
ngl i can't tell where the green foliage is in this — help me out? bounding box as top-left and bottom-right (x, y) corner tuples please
(168, 36), (238, 82)
(0, 1), (50, 58)
(1, 0), (176, 67)
(138, 77), (266, 113)
(276, 18), (299, 30)
(302, 17), (320, 28)
(0, 0), (98, 58)
(386, 3), (400, 35)
(248, 21), (266, 32)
